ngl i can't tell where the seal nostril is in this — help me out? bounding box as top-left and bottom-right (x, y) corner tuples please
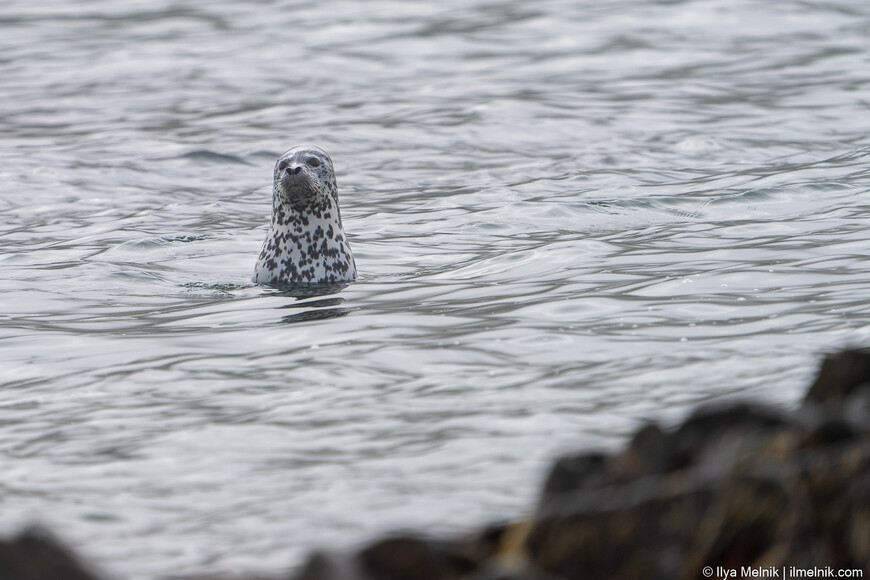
(293, 166), (302, 175)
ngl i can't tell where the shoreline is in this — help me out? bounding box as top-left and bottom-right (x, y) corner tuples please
(4, 349), (870, 580)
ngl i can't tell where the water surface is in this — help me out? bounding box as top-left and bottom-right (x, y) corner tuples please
(2, 0), (870, 577)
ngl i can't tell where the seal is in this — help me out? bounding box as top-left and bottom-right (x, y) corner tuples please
(252, 145), (357, 286)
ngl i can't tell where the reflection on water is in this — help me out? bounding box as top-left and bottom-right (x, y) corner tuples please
(280, 307), (351, 325)
(278, 296), (352, 324)
(1, 0), (870, 577)
(270, 283), (353, 300)
(278, 297), (348, 310)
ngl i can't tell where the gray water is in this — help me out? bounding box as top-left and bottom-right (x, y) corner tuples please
(2, 0), (870, 577)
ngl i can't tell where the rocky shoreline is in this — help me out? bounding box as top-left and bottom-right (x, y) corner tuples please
(5, 349), (870, 580)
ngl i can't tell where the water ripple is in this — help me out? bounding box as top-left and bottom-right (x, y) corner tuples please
(2, 0), (870, 578)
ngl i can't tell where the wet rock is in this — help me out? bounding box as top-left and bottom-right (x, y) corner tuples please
(0, 527), (102, 580)
(294, 535), (481, 580)
(358, 536), (478, 580)
(625, 423), (670, 474)
(294, 550), (364, 580)
(799, 417), (857, 448)
(464, 561), (558, 580)
(527, 437), (870, 579)
(541, 452), (610, 497)
(805, 348), (870, 408)
(667, 402), (792, 469)
(539, 403), (795, 511)
(529, 476), (717, 580)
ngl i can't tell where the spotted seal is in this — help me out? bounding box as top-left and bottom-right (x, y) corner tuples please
(253, 145), (357, 286)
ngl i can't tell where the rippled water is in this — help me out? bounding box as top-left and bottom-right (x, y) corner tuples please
(2, 0), (870, 577)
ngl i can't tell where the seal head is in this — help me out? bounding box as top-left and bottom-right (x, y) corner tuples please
(253, 146), (357, 287)
(275, 146), (335, 210)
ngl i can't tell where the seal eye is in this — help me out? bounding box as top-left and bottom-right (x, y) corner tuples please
(307, 157), (321, 168)
(277, 160), (288, 172)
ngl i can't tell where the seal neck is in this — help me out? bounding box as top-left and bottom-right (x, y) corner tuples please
(271, 189), (343, 229)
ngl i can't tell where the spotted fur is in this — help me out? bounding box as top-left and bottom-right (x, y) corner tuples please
(252, 145), (357, 286)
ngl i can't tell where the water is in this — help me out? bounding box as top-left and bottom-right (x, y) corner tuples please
(2, 0), (870, 577)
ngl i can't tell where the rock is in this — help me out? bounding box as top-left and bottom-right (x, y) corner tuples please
(541, 452), (610, 498)
(799, 416), (857, 448)
(358, 535), (478, 580)
(805, 348), (870, 407)
(0, 527), (102, 580)
(294, 535), (481, 580)
(538, 403), (794, 510)
(519, 349), (870, 578)
(527, 437), (870, 579)
(294, 550), (365, 580)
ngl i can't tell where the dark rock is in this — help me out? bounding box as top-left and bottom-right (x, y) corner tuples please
(626, 423), (670, 473)
(690, 474), (792, 573)
(171, 574), (280, 580)
(541, 452), (609, 497)
(465, 561), (558, 580)
(520, 350), (870, 579)
(467, 521), (518, 565)
(666, 402), (792, 472)
(0, 527), (102, 580)
(799, 417), (857, 448)
(294, 550), (364, 580)
(528, 477), (711, 580)
(805, 348), (870, 407)
(539, 404), (795, 511)
(472, 523), (509, 559)
(527, 430), (870, 579)
(358, 536), (478, 580)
